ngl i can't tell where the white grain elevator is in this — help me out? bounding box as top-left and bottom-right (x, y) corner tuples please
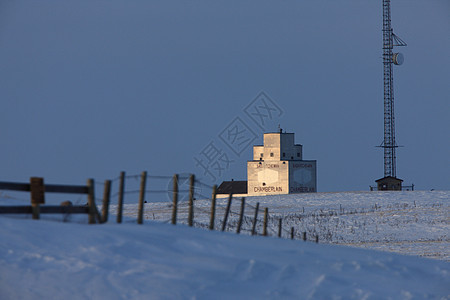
(247, 130), (317, 196)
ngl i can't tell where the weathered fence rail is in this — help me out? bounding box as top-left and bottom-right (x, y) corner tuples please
(0, 177), (103, 223)
(0, 206), (89, 214)
(0, 182), (89, 194)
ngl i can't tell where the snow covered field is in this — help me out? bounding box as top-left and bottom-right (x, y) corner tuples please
(116, 190), (450, 261)
(1, 190), (449, 299)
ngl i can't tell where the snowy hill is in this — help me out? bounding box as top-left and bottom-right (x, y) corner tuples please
(0, 215), (449, 299)
(1, 190), (449, 299)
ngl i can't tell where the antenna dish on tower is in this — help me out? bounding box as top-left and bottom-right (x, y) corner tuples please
(393, 53), (404, 65)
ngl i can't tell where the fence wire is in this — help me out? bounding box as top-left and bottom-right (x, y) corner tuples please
(0, 173), (327, 242)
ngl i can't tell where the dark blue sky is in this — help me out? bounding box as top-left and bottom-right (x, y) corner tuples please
(1, 0), (449, 197)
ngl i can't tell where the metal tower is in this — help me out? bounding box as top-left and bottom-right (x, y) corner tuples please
(380, 0), (406, 178)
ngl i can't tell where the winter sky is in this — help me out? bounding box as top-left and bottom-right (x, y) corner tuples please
(1, 0), (449, 195)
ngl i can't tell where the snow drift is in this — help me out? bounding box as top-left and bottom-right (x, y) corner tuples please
(0, 215), (449, 299)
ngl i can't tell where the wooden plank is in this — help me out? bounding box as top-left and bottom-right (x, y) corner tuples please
(0, 182), (30, 191)
(40, 206), (89, 214)
(0, 181), (88, 194)
(45, 184), (89, 194)
(0, 206), (33, 214)
(0, 206), (88, 214)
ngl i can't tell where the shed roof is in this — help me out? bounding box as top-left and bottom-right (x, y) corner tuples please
(216, 180), (247, 195)
(375, 176), (403, 183)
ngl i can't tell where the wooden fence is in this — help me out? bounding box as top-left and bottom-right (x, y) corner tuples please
(0, 173), (319, 243)
(0, 177), (104, 224)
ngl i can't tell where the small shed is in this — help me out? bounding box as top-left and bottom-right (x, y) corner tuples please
(375, 176), (403, 191)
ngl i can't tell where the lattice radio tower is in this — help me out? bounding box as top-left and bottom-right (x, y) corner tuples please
(379, 0), (406, 179)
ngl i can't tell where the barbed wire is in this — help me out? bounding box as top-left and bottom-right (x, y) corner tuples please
(121, 173), (195, 180)
(103, 192), (297, 239)
(148, 175), (175, 179)
(246, 202), (266, 212)
(110, 176), (121, 182)
(194, 179), (216, 190)
(195, 206), (211, 215)
(89, 176), (301, 236)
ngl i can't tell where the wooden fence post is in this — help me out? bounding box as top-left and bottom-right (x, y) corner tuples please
(31, 203), (40, 220)
(188, 174), (195, 227)
(303, 232), (307, 241)
(221, 194), (232, 231)
(263, 207), (268, 236)
(290, 227), (294, 240)
(101, 180), (111, 223)
(278, 218), (282, 238)
(315, 235), (319, 243)
(137, 171), (147, 224)
(251, 202), (260, 235)
(171, 174), (178, 225)
(30, 177), (45, 220)
(87, 179), (96, 224)
(117, 171), (125, 224)
(209, 185), (217, 230)
(236, 197), (245, 234)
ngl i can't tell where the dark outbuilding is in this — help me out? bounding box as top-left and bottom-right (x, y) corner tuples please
(376, 176), (403, 191)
